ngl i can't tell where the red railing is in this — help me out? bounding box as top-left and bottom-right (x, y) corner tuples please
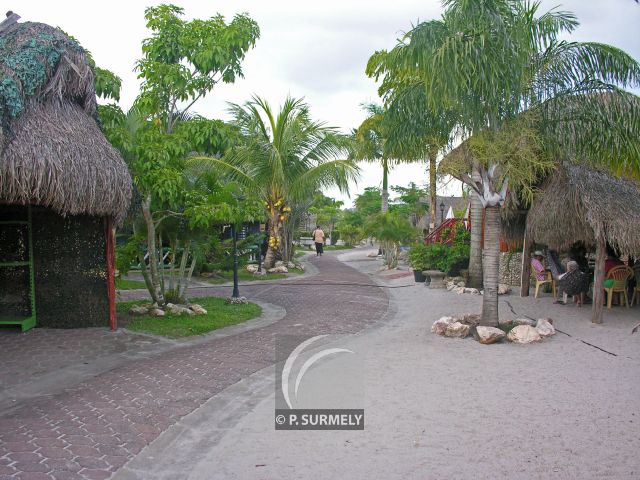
(425, 218), (467, 246)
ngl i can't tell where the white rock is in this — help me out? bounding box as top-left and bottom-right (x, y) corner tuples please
(246, 264), (259, 273)
(367, 252), (378, 258)
(148, 308), (165, 317)
(167, 304), (194, 316)
(464, 288), (480, 295)
(536, 318), (556, 337)
(267, 266), (288, 274)
(457, 281), (466, 288)
(513, 318), (536, 327)
(286, 262), (296, 269)
(454, 287), (466, 294)
(459, 313), (481, 326)
(129, 306), (149, 315)
(444, 322), (470, 338)
(275, 261), (285, 267)
(189, 304), (208, 315)
(498, 284), (511, 295)
(431, 316), (455, 335)
(507, 325), (542, 344)
(475, 326), (506, 344)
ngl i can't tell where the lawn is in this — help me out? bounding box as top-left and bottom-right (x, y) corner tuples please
(205, 267), (302, 284)
(116, 278), (147, 290)
(117, 296), (262, 338)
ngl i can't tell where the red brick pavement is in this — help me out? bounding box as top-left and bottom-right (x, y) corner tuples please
(0, 252), (388, 479)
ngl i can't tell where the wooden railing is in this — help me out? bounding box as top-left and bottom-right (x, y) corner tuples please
(425, 218), (467, 245)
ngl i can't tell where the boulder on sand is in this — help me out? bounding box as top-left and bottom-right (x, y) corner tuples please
(475, 326), (506, 344)
(507, 325), (542, 344)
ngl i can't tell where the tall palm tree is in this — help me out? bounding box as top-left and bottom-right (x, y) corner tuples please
(192, 95), (358, 269)
(352, 103), (395, 213)
(378, 0), (640, 326)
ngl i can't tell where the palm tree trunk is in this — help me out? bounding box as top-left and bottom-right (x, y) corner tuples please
(467, 169), (483, 289)
(264, 213), (281, 269)
(481, 204), (500, 326)
(591, 233), (606, 324)
(381, 159), (389, 213)
(429, 150), (437, 231)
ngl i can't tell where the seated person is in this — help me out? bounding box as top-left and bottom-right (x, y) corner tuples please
(531, 250), (547, 281)
(605, 244), (624, 275)
(555, 261), (589, 306)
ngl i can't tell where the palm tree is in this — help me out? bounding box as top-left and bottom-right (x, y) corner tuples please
(352, 103), (395, 213)
(191, 95), (359, 269)
(378, 0), (640, 326)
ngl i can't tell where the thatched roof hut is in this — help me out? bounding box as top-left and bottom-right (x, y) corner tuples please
(0, 17), (131, 330)
(526, 164), (640, 256)
(0, 19), (131, 223)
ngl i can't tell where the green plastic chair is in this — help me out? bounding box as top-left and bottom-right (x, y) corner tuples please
(604, 266), (633, 308)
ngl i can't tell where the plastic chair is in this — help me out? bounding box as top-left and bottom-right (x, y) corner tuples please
(631, 265), (640, 306)
(604, 266), (633, 308)
(533, 270), (556, 299)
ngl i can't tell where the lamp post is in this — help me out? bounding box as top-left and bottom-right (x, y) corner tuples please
(231, 223), (240, 298)
(440, 201), (445, 223)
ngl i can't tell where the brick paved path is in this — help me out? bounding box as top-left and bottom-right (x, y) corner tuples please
(0, 252), (388, 480)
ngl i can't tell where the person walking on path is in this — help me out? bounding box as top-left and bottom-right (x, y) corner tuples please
(312, 224), (325, 257)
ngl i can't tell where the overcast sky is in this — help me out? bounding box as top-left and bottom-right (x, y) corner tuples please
(17, 0), (640, 206)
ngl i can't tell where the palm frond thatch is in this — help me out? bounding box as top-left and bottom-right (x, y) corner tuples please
(526, 164), (640, 256)
(0, 21), (131, 223)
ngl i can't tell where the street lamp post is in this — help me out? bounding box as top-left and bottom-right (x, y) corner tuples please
(440, 201), (445, 223)
(231, 223), (240, 298)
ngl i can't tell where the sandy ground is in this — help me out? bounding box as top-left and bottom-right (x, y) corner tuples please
(118, 248), (640, 480)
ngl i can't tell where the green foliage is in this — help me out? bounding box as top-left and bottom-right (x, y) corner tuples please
(408, 242), (470, 275)
(119, 296), (262, 338)
(135, 4), (260, 120)
(389, 182), (429, 222)
(116, 234), (144, 276)
(364, 212), (417, 245)
(338, 223), (364, 247)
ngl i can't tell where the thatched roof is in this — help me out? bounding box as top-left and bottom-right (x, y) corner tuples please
(526, 164), (640, 256)
(0, 19), (131, 222)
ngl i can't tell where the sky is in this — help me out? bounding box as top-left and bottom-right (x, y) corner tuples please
(16, 0), (640, 206)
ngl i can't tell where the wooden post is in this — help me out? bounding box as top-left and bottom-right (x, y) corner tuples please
(105, 216), (117, 331)
(520, 231), (531, 297)
(591, 233), (606, 324)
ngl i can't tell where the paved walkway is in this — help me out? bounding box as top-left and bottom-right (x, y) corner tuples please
(0, 250), (388, 480)
(113, 250), (640, 480)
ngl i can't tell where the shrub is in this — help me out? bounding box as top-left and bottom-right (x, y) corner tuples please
(408, 242), (470, 275)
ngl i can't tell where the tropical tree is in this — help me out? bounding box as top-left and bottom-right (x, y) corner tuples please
(364, 212), (419, 269)
(102, 4), (259, 305)
(192, 96), (359, 269)
(374, 0), (640, 326)
(352, 103), (396, 213)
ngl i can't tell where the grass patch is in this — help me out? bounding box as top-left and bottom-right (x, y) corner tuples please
(117, 296), (262, 338)
(116, 278), (147, 290)
(204, 268), (301, 284)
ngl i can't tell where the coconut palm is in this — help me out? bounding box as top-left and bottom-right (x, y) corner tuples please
(376, 0), (640, 326)
(352, 103), (396, 213)
(191, 95), (358, 269)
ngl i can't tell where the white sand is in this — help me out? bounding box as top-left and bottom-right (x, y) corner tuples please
(126, 248), (640, 480)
